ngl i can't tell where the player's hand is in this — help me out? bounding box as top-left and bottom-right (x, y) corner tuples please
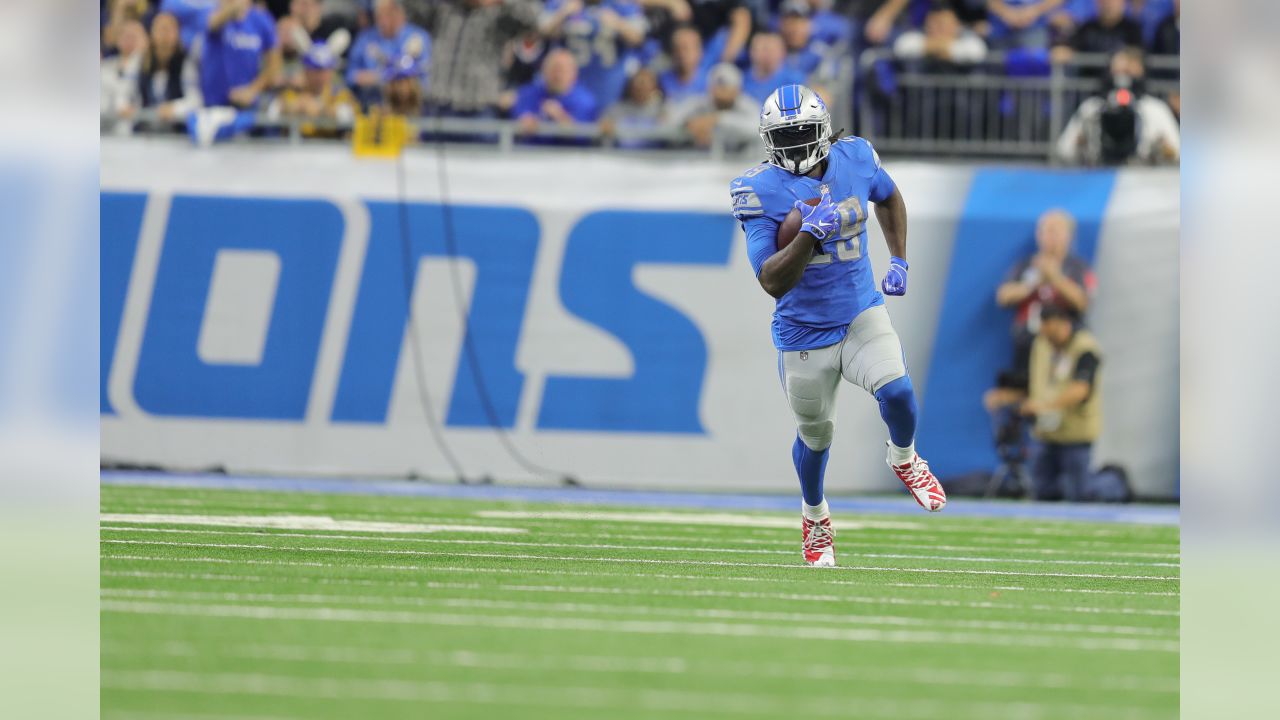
(882, 256), (909, 296)
(795, 189), (839, 241)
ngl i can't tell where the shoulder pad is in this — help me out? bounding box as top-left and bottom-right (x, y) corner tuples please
(834, 136), (883, 178)
(729, 164), (782, 221)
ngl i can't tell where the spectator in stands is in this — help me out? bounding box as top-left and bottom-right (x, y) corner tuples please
(892, 3), (988, 67)
(415, 0), (540, 117)
(1148, 0), (1177, 116)
(381, 52), (426, 115)
(1051, 0), (1142, 65)
(779, 0), (824, 76)
(504, 30), (550, 90)
(512, 48), (601, 135)
(103, 0), (157, 54)
(159, 0), (219, 50)
(140, 12), (202, 124)
(669, 62), (758, 149)
(348, 0), (430, 106)
(984, 0), (1060, 50)
(539, 1), (648, 108)
(200, 0), (282, 109)
(1018, 305), (1104, 502)
(1150, 0), (1177, 55)
(742, 32), (805, 103)
(807, 0), (855, 49)
(101, 19), (149, 131)
(276, 36), (358, 136)
(1056, 48), (1179, 164)
(285, 0), (354, 45)
(637, 0), (695, 39)
(1044, 0), (1097, 44)
(1132, 0), (1174, 48)
(601, 67), (668, 147)
(659, 24), (709, 104)
(687, 0), (753, 65)
(861, 0), (911, 47)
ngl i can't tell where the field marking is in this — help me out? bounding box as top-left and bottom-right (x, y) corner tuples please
(102, 712), (297, 720)
(554, 532), (1181, 559)
(101, 640), (1179, 694)
(101, 588), (1177, 638)
(473, 509), (1176, 540)
(102, 569), (1181, 617)
(103, 554), (1181, 597)
(100, 600), (1179, 653)
(101, 503), (1180, 548)
(99, 526), (1178, 569)
(100, 513), (525, 535)
(100, 539), (1181, 581)
(474, 509), (926, 530)
(100, 669), (1172, 720)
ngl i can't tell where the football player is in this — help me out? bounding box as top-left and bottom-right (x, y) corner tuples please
(729, 84), (947, 568)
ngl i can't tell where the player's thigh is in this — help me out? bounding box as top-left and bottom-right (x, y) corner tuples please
(779, 344), (841, 423)
(838, 305), (908, 395)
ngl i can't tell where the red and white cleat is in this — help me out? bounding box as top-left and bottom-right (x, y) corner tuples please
(887, 444), (947, 512)
(802, 515), (836, 567)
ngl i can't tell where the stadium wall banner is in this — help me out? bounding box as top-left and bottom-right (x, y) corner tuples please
(101, 138), (1179, 497)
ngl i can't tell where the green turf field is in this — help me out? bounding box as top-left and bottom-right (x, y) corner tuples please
(100, 483), (1179, 720)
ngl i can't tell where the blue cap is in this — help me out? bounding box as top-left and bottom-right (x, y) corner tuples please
(303, 45), (338, 70)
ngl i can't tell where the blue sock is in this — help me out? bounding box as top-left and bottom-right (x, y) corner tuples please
(875, 375), (918, 449)
(792, 435), (829, 506)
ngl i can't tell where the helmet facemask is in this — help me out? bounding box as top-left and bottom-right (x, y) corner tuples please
(762, 117), (831, 174)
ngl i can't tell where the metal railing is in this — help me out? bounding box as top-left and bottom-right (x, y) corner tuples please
(101, 42), (863, 162)
(856, 49), (1179, 160)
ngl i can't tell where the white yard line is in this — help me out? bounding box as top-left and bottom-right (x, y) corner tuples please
(474, 509), (926, 530)
(100, 588), (1176, 638)
(100, 539), (1181, 581)
(473, 509), (1175, 541)
(99, 526), (1177, 568)
(100, 600), (1178, 653)
(102, 569), (1180, 617)
(555, 532), (1180, 559)
(103, 555), (1181, 597)
(99, 513), (525, 535)
(102, 504), (1179, 548)
(99, 669), (1170, 720)
(101, 640), (1178, 694)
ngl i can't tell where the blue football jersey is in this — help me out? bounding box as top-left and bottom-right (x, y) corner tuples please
(730, 136), (898, 351)
(543, 0), (646, 107)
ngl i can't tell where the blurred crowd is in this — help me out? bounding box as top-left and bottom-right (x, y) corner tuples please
(100, 0), (1179, 158)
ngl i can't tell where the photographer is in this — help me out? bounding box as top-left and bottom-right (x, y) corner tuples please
(1055, 47), (1180, 165)
(987, 305), (1104, 502)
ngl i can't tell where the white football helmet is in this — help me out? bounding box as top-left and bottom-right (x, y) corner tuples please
(759, 84), (832, 175)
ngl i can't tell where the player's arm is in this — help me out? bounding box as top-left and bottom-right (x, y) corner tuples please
(753, 189), (840, 298)
(875, 185), (907, 260)
(756, 226), (820, 299)
(871, 167), (910, 296)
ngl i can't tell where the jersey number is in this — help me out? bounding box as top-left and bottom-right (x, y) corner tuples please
(808, 197), (866, 266)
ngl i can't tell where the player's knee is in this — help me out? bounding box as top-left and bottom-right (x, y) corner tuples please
(797, 420), (834, 451)
(786, 377), (827, 420)
(875, 374), (915, 410)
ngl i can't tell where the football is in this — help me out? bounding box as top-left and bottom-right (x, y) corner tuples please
(778, 196), (821, 250)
